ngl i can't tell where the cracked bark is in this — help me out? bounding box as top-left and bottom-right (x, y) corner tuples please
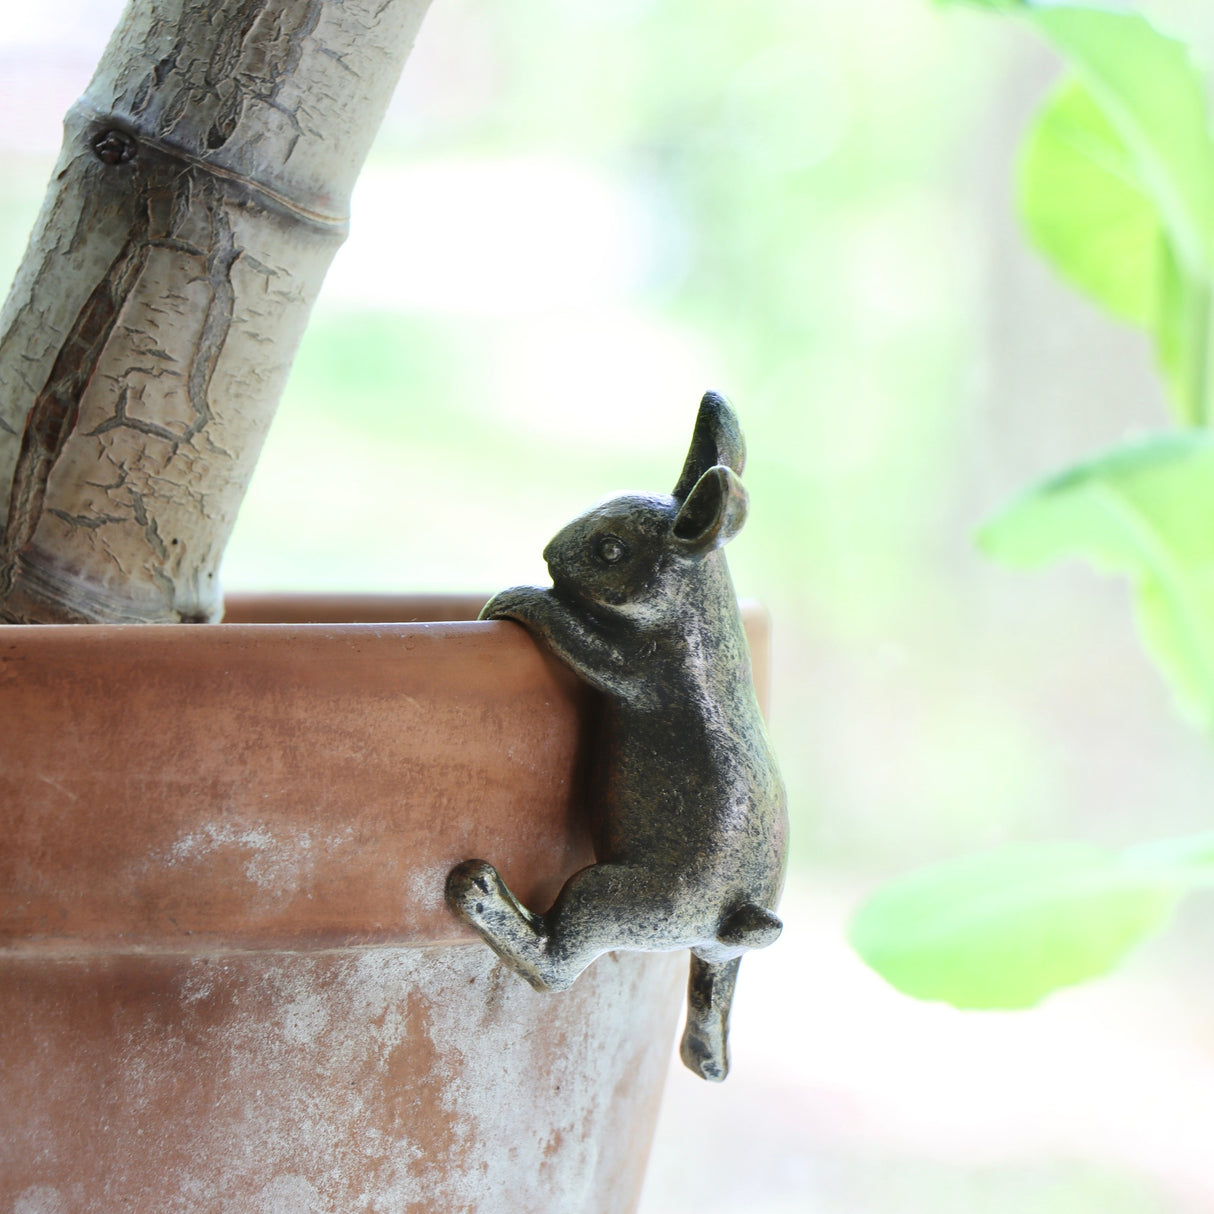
(0, 0), (433, 623)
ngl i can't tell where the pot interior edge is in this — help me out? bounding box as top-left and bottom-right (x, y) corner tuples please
(222, 592), (490, 624)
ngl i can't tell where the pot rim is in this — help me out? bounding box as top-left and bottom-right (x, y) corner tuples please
(0, 594), (594, 957)
(0, 593), (769, 958)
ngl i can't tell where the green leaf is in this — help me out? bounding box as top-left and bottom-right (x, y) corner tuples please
(1019, 73), (1212, 424)
(1018, 75), (1160, 328)
(942, 3), (1214, 422)
(1022, 7), (1214, 424)
(849, 842), (1181, 1008)
(1154, 237), (1213, 426)
(979, 433), (1214, 729)
(941, 4), (1214, 268)
(1023, 7), (1214, 277)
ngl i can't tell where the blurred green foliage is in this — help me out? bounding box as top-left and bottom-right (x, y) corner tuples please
(1013, 6), (1214, 424)
(234, 0), (1000, 626)
(854, 2), (1214, 1010)
(850, 839), (1182, 1008)
(981, 433), (1214, 730)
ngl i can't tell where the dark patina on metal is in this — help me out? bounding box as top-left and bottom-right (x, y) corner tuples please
(447, 392), (789, 1081)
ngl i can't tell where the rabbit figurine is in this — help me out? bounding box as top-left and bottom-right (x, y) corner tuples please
(447, 391), (788, 1081)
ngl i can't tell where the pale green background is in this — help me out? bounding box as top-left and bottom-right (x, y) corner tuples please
(3, 2), (1214, 1210)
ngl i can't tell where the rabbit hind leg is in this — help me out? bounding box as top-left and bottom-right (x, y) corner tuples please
(679, 955), (742, 1082)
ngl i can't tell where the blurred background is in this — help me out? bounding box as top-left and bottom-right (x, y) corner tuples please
(7, 1), (1214, 1210)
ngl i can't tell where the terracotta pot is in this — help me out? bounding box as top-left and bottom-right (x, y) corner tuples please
(0, 594), (770, 1212)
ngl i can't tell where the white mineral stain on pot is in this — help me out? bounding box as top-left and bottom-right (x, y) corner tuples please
(164, 821), (355, 895)
(14, 1186), (67, 1214)
(403, 860), (450, 914)
(26, 945), (679, 1209)
(254, 1174), (323, 1212)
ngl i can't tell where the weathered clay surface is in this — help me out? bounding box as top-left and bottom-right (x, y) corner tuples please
(0, 946), (682, 1212)
(0, 599), (596, 951)
(0, 593), (769, 954)
(0, 595), (730, 1210)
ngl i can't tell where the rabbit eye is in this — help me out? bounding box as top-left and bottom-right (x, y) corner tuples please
(595, 535), (627, 565)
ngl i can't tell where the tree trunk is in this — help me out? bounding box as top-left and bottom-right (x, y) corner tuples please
(0, 0), (433, 624)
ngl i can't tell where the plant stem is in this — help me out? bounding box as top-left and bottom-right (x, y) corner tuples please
(0, 0), (433, 624)
(1200, 281), (1214, 429)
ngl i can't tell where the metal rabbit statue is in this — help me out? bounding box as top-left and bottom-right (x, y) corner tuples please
(447, 392), (788, 1081)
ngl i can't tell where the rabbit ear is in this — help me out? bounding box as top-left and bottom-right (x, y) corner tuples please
(672, 391), (746, 502)
(673, 466), (749, 555)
